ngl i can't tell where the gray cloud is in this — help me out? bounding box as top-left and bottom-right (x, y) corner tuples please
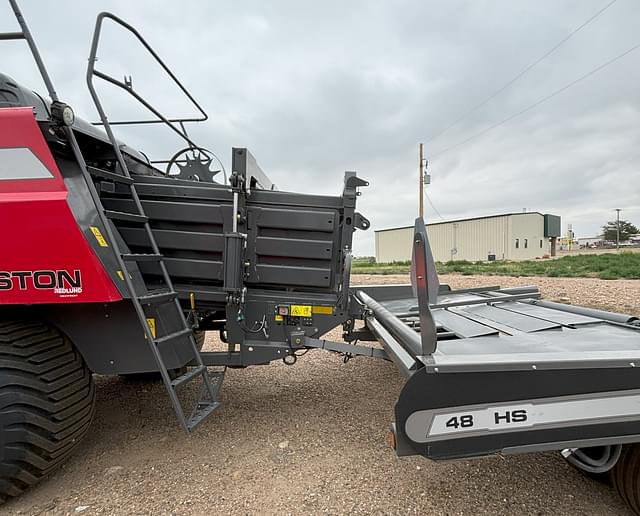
(2, 0), (639, 254)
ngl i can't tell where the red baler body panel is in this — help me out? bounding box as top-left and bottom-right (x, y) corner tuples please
(0, 107), (122, 304)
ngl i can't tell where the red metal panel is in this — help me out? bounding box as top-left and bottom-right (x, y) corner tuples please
(0, 107), (122, 304)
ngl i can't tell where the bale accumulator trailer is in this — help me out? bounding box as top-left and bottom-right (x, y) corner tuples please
(2, 1), (640, 512)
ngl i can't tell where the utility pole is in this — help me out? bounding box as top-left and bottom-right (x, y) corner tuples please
(419, 143), (424, 219)
(616, 208), (621, 251)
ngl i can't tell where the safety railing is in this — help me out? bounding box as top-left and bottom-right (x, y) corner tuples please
(86, 11), (225, 175)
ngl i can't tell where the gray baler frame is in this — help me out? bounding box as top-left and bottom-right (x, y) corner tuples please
(1, 3), (378, 380)
(80, 10), (380, 377)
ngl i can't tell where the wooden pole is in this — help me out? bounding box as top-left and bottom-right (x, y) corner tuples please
(419, 143), (424, 219)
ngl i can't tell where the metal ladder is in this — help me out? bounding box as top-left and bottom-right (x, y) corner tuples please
(5, 0), (220, 432)
(88, 161), (222, 432)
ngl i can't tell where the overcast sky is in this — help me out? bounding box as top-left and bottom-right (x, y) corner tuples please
(2, 0), (639, 255)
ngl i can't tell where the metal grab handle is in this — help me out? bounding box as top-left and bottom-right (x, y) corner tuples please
(86, 11), (207, 128)
(0, 31), (24, 40)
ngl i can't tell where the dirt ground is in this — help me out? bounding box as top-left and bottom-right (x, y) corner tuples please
(3, 274), (640, 515)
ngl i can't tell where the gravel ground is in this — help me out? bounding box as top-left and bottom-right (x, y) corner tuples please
(3, 274), (640, 515)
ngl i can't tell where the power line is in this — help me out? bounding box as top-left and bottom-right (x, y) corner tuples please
(425, 0), (618, 145)
(424, 190), (446, 221)
(430, 41), (640, 159)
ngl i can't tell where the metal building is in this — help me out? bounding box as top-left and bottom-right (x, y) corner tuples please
(375, 212), (561, 263)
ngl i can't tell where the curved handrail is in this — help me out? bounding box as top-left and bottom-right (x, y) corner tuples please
(87, 11), (207, 128)
(85, 11), (225, 178)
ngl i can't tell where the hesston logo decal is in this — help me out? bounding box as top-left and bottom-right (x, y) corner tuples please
(0, 270), (83, 297)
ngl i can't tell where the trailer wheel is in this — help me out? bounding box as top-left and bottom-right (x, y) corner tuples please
(0, 319), (95, 502)
(563, 446), (617, 485)
(611, 444), (640, 515)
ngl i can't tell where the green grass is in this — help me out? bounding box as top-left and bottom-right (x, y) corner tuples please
(352, 259), (411, 275)
(351, 252), (640, 280)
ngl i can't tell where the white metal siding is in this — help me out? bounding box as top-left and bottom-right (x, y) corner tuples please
(375, 227), (413, 262)
(427, 215), (511, 262)
(375, 213), (552, 263)
(510, 213), (550, 260)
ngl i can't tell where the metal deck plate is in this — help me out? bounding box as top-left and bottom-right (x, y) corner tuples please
(434, 309), (499, 338)
(424, 323), (640, 372)
(452, 303), (561, 333)
(380, 294), (488, 315)
(495, 302), (600, 326)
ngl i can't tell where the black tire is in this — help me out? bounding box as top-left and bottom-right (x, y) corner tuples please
(564, 446), (613, 485)
(611, 445), (640, 515)
(0, 319), (95, 503)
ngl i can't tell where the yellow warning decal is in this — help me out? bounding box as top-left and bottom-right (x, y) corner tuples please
(312, 305), (334, 315)
(116, 270), (125, 281)
(90, 226), (108, 247)
(290, 305), (312, 317)
(275, 314), (284, 322)
(146, 318), (156, 338)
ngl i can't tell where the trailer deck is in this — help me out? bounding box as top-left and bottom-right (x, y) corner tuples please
(353, 220), (640, 467)
(371, 288), (640, 373)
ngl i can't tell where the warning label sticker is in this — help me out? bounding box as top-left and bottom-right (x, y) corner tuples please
(290, 305), (312, 317)
(90, 226), (108, 247)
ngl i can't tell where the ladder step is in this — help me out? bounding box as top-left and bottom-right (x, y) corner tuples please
(187, 400), (221, 431)
(155, 327), (192, 346)
(138, 289), (177, 305)
(87, 165), (134, 185)
(171, 365), (207, 388)
(121, 253), (162, 262)
(105, 210), (148, 223)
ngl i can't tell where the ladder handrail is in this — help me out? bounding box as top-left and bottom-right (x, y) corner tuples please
(86, 12), (207, 133)
(4, 0), (59, 102)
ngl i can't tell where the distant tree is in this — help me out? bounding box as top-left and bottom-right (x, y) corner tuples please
(602, 219), (639, 242)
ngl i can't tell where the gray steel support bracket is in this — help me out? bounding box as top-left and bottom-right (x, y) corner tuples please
(409, 217), (438, 355)
(304, 337), (389, 360)
(232, 147), (276, 193)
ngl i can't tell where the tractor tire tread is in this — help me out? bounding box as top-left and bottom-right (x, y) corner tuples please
(0, 319), (95, 502)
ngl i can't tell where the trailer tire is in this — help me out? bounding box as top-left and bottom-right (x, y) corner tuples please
(0, 319), (95, 503)
(611, 444), (640, 515)
(564, 446), (616, 485)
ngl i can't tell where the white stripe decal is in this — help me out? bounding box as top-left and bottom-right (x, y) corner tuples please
(405, 390), (640, 443)
(0, 147), (54, 180)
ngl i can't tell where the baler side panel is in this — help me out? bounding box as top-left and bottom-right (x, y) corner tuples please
(0, 107), (122, 304)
